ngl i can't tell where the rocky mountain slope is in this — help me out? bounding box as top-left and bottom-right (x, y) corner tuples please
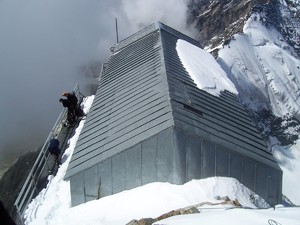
(0, 151), (38, 215)
(188, 0), (300, 147)
(187, 0), (267, 54)
(187, 0), (300, 56)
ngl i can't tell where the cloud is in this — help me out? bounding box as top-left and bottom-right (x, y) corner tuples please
(0, 0), (119, 161)
(119, 0), (194, 38)
(0, 0), (193, 163)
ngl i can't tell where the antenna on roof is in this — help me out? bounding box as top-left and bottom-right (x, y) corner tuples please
(115, 18), (119, 43)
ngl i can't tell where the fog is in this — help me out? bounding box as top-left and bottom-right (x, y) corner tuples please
(0, 0), (193, 165)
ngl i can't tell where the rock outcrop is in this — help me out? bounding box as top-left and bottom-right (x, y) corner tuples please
(0, 151), (38, 216)
(187, 0), (270, 49)
(126, 197), (242, 225)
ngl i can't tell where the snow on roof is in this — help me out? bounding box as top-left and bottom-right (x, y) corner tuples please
(176, 39), (238, 97)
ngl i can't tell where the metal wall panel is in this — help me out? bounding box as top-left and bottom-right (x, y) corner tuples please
(173, 129), (187, 184)
(243, 159), (256, 191)
(157, 129), (173, 182)
(229, 152), (243, 182)
(84, 165), (99, 200)
(216, 146), (230, 177)
(112, 153), (126, 194)
(256, 164), (269, 200)
(267, 170), (282, 205)
(73, 127), (283, 207)
(98, 159), (112, 197)
(141, 135), (158, 184)
(70, 173), (84, 206)
(186, 135), (202, 181)
(202, 140), (216, 178)
(126, 144), (142, 189)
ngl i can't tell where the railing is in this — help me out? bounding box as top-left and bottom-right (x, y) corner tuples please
(12, 84), (82, 225)
(99, 63), (109, 82)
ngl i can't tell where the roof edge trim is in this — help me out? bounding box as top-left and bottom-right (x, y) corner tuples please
(112, 21), (201, 53)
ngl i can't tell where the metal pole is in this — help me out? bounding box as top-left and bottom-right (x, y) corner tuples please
(115, 18), (119, 43)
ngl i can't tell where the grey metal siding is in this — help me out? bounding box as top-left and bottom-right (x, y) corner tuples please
(243, 159), (256, 191)
(216, 146), (230, 177)
(125, 144), (142, 189)
(229, 152), (243, 182)
(112, 153), (126, 194)
(141, 135), (158, 184)
(66, 22), (282, 207)
(65, 29), (174, 179)
(159, 29), (279, 168)
(83, 165), (98, 201)
(157, 128), (173, 182)
(98, 159), (112, 197)
(202, 140), (216, 177)
(256, 164), (269, 200)
(70, 173), (85, 206)
(173, 128), (187, 184)
(71, 126), (282, 206)
(186, 135), (202, 181)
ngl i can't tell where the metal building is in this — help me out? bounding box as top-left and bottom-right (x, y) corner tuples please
(64, 22), (282, 206)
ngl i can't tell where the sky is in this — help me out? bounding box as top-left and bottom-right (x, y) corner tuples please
(0, 0), (193, 165)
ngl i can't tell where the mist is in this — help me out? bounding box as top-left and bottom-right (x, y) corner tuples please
(0, 0), (194, 165)
(119, 0), (192, 36)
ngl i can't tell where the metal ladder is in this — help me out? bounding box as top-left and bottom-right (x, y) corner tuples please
(12, 84), (84, 225)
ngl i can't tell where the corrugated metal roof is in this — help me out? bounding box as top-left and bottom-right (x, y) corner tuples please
(65, 24), (175, 178)
(159, 29), (277, 165)
(65, 22), (279, 179)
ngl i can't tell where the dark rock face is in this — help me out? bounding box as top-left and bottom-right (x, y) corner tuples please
(187, 0), (299, 56)
(251, 108), (300, 146)
(0, 151), (38, 216)
(187, 0), (266, 49)
(252, 0), (300, 57)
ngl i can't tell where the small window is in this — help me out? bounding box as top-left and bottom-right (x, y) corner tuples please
(183, 104), (203, 116)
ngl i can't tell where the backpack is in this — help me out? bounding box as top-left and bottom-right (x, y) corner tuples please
(75, 105), (85, 117)
(48, 139), (60, 155)
(68, 92), (78, 106)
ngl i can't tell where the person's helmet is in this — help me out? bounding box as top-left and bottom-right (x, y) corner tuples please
(62, 92), (68, 96)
